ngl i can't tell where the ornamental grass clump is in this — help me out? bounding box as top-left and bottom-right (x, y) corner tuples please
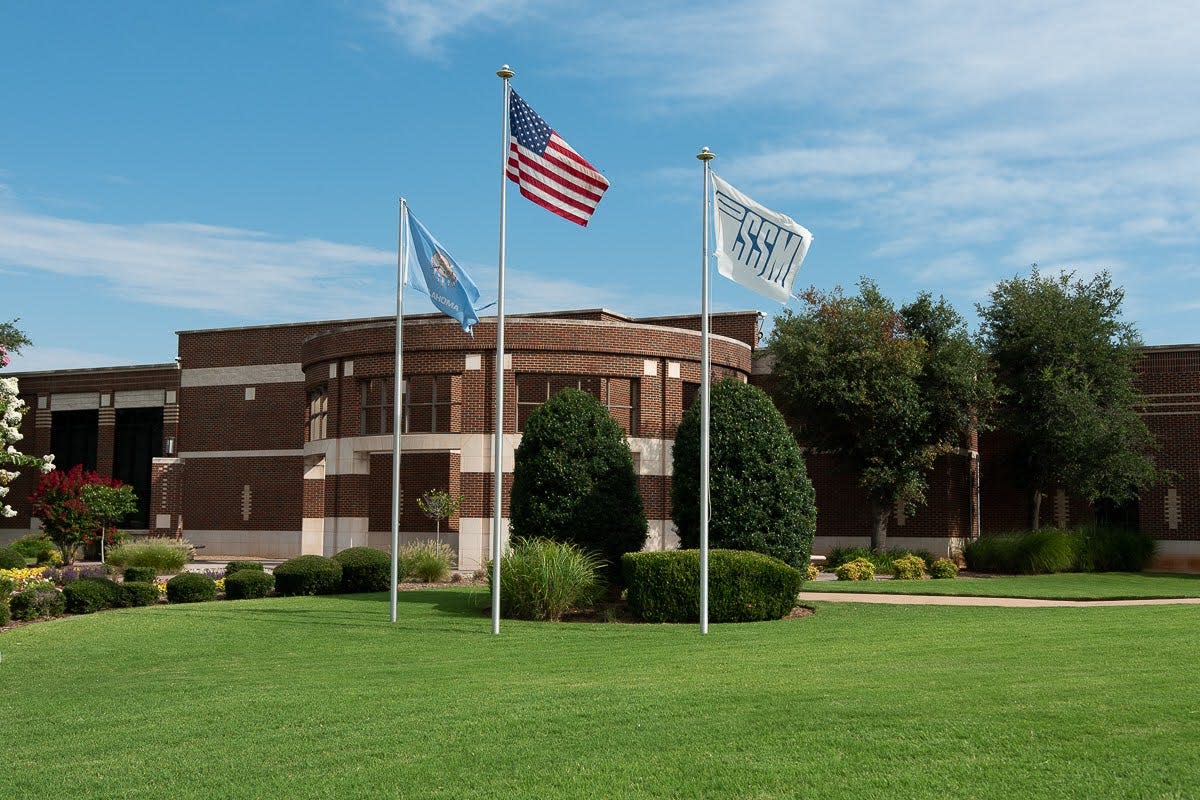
(965, 529), (1076, 574)
(890, 554), (927, 580)
(166, 572), (217, 603)
(106, 537), (195, 574)
(224, 569), (275, 600)
(1074, 525), (1157, 572)
(397, 541), (453, 583)
(333, 546), (391, 592)
(273, 555), (342, 596)
(493, 537), (604, 621)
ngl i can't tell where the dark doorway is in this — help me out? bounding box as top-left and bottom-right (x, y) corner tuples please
(1094, 496), (1140, 531)
(50, 409), (98, 472)
(114, 408), (163, 529)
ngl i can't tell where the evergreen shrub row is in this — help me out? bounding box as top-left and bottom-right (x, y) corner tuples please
(622, 549), (804, 623)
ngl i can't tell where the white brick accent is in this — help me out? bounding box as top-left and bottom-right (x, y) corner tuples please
(180, 363), (304, 387)
(668, 361), (681, 379)
(465, 354), (482, 371)
(115, 389), (165, 408)
(643, 359), (658, 376)
(50, 392), (99, 411)
(245, 387), (256, 401)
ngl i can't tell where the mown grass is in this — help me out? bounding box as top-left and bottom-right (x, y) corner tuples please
(2, 589), (1198, 799)
(806, 571), (1200, 599)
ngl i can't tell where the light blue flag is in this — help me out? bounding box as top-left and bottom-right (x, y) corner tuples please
(404, 209), (482, 333)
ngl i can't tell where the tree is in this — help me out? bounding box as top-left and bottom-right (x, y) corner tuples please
(767, 279), (992, 550)
(29, 466), (136, 564)
(977, 267), (1161, 528)
(417, 488), (463, 548)
(509, 388), (647, 580)
(1, 320), (54, 518)
(672, 378), (816, 569)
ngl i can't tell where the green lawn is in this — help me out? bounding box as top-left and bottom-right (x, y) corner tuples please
(806, 571), (1200, 599)
(2, 589), (1198, 799)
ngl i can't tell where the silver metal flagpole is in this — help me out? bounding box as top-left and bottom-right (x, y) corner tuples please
(491, 64), (514, 635)
(390, 198), (408, 623)
(697, 147), (714, 635)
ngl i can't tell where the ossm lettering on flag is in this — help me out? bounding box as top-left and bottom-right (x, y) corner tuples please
(712, 172), (812, 303)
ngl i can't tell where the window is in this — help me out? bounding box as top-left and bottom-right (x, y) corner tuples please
(360, 376), (456, 435)
(307, 388), (328, 441)
(516, 374), (639, 435)
(682, 381), (700, 413)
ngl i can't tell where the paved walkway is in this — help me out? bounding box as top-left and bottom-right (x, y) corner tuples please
(797, 592), (1200, 607)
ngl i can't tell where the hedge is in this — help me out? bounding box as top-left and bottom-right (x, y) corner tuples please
(622, 549), (804, 623)
(273, 555), (342, 596)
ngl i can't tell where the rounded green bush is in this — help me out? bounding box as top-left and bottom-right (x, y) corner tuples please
(123, 566), (157, 583)
(273, 555), (342, 596)
(835, 557), (876, 581)
(622, 549), (804, 623)
(166, 572), (217, 603)
(673, 379), (817, 570)
(117, 581), (161, 607)
(9, 588), (66, 621)
(224, 560), (265, 577)
(510, 387), (647, 583)
(224, 569), (275, 600)
(8, 534), (58, 564)
(63, 577), (120, 613)
(930, 558), (959, 579)
(890, 554), (927, 580)
(0, 546), (26, 568)
(333, 546), (391, 592)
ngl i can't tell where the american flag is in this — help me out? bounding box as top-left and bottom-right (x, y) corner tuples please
(506, 91), (609, 227)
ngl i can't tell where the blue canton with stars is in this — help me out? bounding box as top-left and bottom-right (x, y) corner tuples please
(510, 91), (552, 155)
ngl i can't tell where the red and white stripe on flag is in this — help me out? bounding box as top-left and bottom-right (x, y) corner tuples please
(506, 133), (610, 227)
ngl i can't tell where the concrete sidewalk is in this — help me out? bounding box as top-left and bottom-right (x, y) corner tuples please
(797, 592), (1200, 607)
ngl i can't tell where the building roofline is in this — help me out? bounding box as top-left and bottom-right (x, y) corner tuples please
(4, 362), (179, 379)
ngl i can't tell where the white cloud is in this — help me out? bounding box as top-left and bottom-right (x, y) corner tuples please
(5, 346), (148, 374)
(373, 0), (543, 57)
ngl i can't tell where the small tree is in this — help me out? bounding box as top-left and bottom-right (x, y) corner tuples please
(978, 267), (1162, 528)
(672, 378), (816, 569)
(29, 466), (136, 564)
(510, 388), (647, 580)
(767, 280), (992, 550)
(417, 489), (463, 548)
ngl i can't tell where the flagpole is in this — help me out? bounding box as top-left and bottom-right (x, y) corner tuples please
(697, 146), (714, 635)
(491, 64), (514, 635)
(390, 198), (409, 623)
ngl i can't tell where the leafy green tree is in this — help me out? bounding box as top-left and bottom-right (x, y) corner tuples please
(767, 279), (992, 550)
(672, 378), (816, 570)
(977, 267), (1161, 528)
(417, 488), (463, 548)
(510, 388), (647, 579)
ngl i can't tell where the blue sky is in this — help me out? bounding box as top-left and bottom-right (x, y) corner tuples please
(3, 1), (1197, 372)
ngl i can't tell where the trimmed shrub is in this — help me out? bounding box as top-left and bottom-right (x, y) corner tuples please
(9, 587), (66, 620)
(891, 554), (927, 580)
(510, 388), (647, 583)
(117, 581), (161, 607)
(224, 560), (264, 576)
(623, 549), (804, 623)
(8, 534), (59, 565)
(1075, 526), (1157, 572)
(827, 546), (938, 574)
(492, 538), (604, 621)
(673, 379), (816, 570)
(123, 566), (157, 583)
(805, 563), (820, 581)
(106, 537), (195, 574)
(930, 558), (959, 579)
(333, 546), (391, 592)
(273, 555), (342, 596)
(0, 600), (9, 626)
(835, 557), (876, 581)
(224, 569), (275, 600)
(398, 541), (453, 583)
(0, 546), (25, 568)
(63, 577), (120, 613)
(166, 572), (217, 603)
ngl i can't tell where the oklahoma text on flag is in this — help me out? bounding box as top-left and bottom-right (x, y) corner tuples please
(711, 172), (813, 303)
(403, 210), (482, 333)
(507, 90), (609, 227)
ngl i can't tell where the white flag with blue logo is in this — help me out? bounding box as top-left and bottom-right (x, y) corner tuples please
(712, 172), (813, 303)
(403, 209), (482, 333)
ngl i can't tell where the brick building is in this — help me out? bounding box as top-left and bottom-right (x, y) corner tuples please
(2, 311), (1196, 571)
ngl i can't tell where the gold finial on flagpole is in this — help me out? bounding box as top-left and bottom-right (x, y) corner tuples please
(697, 146), (715, 162)
(497, 64), (515, 79)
